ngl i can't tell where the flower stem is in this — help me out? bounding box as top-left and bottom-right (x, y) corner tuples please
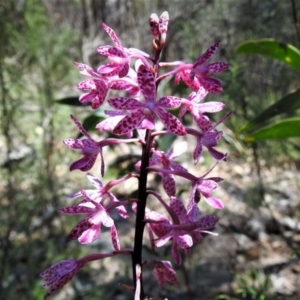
(132, 129), (153, 299)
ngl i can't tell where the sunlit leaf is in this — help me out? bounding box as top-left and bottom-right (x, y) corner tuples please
(235, 39), (300, 72)
(244, 118), (300, 142)
(240, 88), (300, 132)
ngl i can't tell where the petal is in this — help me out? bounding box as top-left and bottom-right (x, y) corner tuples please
(63, 138), (84, 149)
(207, 146), (226, 160)
(195, 215), (219, 228)
(96, 115), (131, 137)
(97, 45), (112, 56)
(69, 155), (97, 172)
(162, 174), (176, 197)
(207, 62), (230, 74)
(170, 197), (188, 223)
(113, 110), (144, 135)
(118, 62), (130, 77)
(59, 205), (94, 215)
(204, 195), (224, 209)
(193, 86), (208, 103)
(191, 107), (213, 131)
(198, 179), (218, 193)
(176, 234), (193, 250)
(193, 41), (220, 67)
(159, 11), (169, 34)
(187, 203), (200, 222)
(108, 97), (144, 110)
(197, 101), (225, 113)
(180, 69), (200, 90)
(89, 207), (114, 227)
(200, 77), (223, 94)
(155, 107), (186, 136)
(110, 225), (120, 250)
(155, 232), (173, 248)
(137, 65), (156, 102)
(140, 114), (156, 130)
(108, 46), (126, 58)
(149, 13), (159, 37)
(193, 137), (203, 164)
(77, 79), (96, 91)
(158, 11), (169, 34)
(87, 173), (103, 189)
(102, 23), (122, 47)
(40, 259), (78, 284)
(91, 89), (108, 110)
(97, 63), (122, 77)
(147, 223), (156, 250)
(171, 243), (181, 265)
(79, 91), (97, 104)
(44, 273), (74, 298)
(78, 224), (100, 244)
(75, 62), (100, 78)
(157, 96), (182, 108)
(68, 219), (92, 240)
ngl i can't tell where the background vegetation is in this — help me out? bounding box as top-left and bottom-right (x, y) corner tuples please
(0, 0), (299, 299)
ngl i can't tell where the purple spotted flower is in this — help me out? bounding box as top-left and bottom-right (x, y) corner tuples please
(149, 11), (169, 39)
(148, 161), (224, 210)
(158, 42), (229, 93)
(76, 63), (140, 109)
(61, 174), (133, 248)
(40, 258), (84, 299)
(75, 62), (111, 109)
(179, 87), (225, 131)
(145, 192), (219, 265)
(145, 260), (178, 288)
(190, 41), (230, 93)
(97, 23), (152, 78)
(64, 115), (138, 175)
(186, 112), (231, 163)
(136, 142), (188, 197)
(61, 191), (116, 247)
(40, 252), (119, 298)
(108, 64), (186, 136)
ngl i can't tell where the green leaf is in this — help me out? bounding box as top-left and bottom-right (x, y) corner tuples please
(244, 118), (300, 142)
(54, 96), (86, 106)
(240, 88), (300, 133)
(235, 39), (300, 72)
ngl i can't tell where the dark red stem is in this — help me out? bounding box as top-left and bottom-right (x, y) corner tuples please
(132, 129), (153, 299)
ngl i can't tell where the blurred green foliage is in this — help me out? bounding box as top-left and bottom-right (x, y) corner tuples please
(0, 0), (300, 299)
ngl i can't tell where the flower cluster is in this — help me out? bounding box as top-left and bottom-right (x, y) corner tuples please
(41, 11), (230, 299)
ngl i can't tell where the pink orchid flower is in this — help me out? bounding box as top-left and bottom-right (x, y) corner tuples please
(60, 189), (128, 249)
(185, 112), (231, 163)
(64, 115), (138, 175)
(76, 63), (140, 109)
(40, 259), (84, 299)
(68, 173), (131, 220)
(108, 64), (186, 136)
(136, 142), (188, 197)
(145, 193), (219, 265)
(62, 174), (134, 248)
(97, 23), (152, 78)
(148, 160), (225, 210)
(158, 42), (229, 93)
(179, 87), (225, 131)
(40, 252), (119, 298)
(149, 11), (169, 39)
(145, 260), (178, 288)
